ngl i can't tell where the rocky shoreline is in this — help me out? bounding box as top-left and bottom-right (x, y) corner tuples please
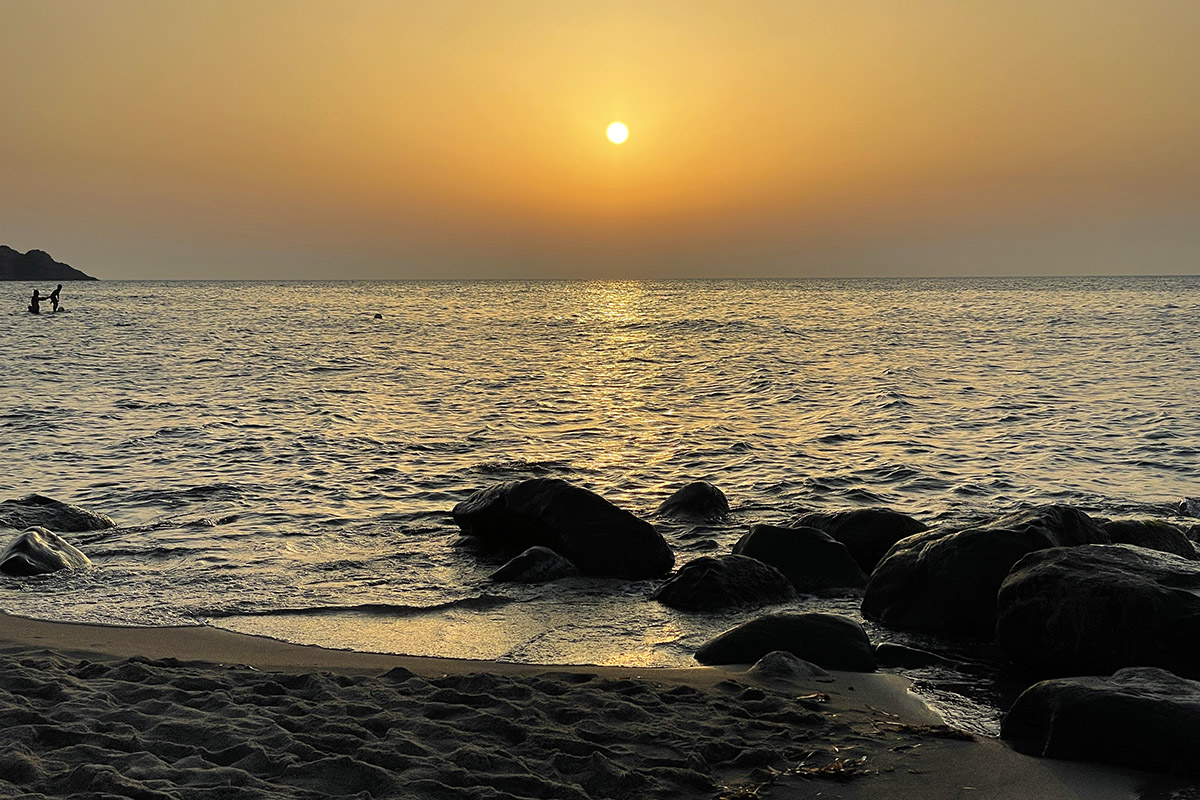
(4, 483), (1200, 780)
(450, 478), (1200, 778)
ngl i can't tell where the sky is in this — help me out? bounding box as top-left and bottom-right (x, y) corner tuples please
(2, 0), (1199, 280)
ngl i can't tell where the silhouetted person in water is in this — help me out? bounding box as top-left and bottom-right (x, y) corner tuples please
(48, 284), (62, 312)
(28, 289), (41, 314)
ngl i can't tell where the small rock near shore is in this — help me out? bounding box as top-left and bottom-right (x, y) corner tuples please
(1001, 666), (1200, 776)
(694, 612), (876, 672)
(489, 546), (580, 583)
(748, 650), (836, 683)
(0, 527), (93, 576)
(0, 495), (115, 533)
(451, 479), (675, 580)
(655, 482), (730, 521)
(1102, 519), (1198, 560)
(732, 524), (866, 595)
(790, 507), (927, 574)
(652, 555), (796, 611)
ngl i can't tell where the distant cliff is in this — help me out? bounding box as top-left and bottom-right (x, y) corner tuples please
(0, 246), (97, 281)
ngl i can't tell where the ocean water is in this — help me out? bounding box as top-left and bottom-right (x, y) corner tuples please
(3, 278), (1198, 692)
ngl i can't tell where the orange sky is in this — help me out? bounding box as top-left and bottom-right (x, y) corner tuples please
(2, 0), (1198, 279)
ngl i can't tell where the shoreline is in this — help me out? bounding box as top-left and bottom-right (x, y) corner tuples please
(0, 611), (1184, 799)
(0, 610), (933, 714)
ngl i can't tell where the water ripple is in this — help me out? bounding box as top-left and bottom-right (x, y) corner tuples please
(1, 277), (1198, 664)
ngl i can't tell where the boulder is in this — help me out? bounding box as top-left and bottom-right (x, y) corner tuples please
(996, 544), (1200, 679)
(451, 479), (674, 579)
(731, 524), (866, 594)
(694, 613), (876, 672)
(748, 650), (836, 683)
(652, 555), (796, 611)
(0, 495), (115, 533)
(790, 508), (927, 574)
(1103, 519), (1197, 560)
(489, 546), (580, 583)
(862, 505), (1108, 637)
(1001, 667), (1200, 776)
(655, 482), (729, 521)
(0, 527), (92, 575)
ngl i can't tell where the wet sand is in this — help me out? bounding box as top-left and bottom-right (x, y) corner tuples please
(0, 612), (1184, 799)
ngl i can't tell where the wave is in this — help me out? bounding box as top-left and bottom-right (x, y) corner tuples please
(471, 459), (573, 476)
(132, 484), (250, 501)
(199, 594), (513, 620)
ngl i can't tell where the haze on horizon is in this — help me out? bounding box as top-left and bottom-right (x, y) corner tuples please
(2, 0), (1198, 281)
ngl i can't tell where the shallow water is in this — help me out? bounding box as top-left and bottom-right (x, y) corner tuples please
(3, 278), (1199, 729)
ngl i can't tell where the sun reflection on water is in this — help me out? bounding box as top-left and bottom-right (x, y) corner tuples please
(568, 282), (683, 474)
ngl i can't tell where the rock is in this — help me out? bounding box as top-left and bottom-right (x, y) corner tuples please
(652, 555), (796, 611)
(1001, 667), (1200, 776)
(1103, 519), (1197, 559)
(0, 245), (96, 281)
(0, 495), (115, 533)
(655, 482), (729, 521)
(0, 527), (92, 575)
(748, 650), (836, 683)
(694, 613), (876, 672)
(873, 643), (957, 669)
(996, 544), (1200, 679)
(451, 479), (674, 579)
(489, 546), (580, 583)
(731, 524), (866, 594)
(790, 508), (927, 574)
(862, 505), (1108, 637)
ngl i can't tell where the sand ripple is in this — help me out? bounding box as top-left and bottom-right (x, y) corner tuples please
(0, 651), (962, 799)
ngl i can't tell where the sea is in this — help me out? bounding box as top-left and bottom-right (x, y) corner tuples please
(4, 277), (1198, 732)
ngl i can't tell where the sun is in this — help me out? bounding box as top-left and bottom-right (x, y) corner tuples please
(606, 122), (628, 144)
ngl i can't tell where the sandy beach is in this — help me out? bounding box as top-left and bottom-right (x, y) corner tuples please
(0, 612), (1188, 800)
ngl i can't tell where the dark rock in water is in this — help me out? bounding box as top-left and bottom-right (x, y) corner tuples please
(873, 642), (957, 669)
(490, 546), (580, 583)
(655, 482), (729, 521)
(451, 479), (674, 579)
(732, 524), (866, 595)
(0, 527), (92, 575)
(862, 505), (1108, 638)
(1001, 667), (1200, 776)
(0, 495), (115, 533)
(996, 544), (1200, 679)
(790, 508), (927, 574)
(652, 555), (796, 611)
(1103, 519), (1197, 559)
(0, 245), (96, 281)
(694, 612), (876, 672)
(748, 650), (836, 683)
(373, 313), (383, 320)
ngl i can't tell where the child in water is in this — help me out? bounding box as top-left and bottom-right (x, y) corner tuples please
(49, 284), (62, 312)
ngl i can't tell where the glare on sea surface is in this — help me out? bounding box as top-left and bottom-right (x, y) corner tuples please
(586, 280), (646, 324)
(568, 282), (678, 474)
(606, 122), (628, 144)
